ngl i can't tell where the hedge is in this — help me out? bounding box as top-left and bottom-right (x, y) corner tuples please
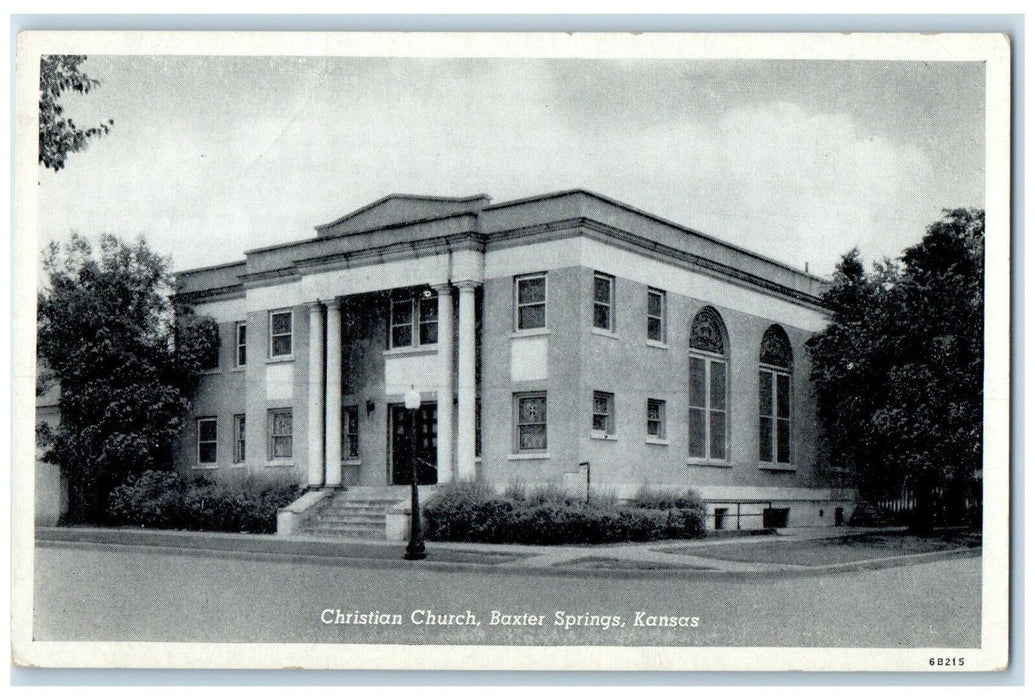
(423, 482), (705, 545)
(107, 470), (301, 533)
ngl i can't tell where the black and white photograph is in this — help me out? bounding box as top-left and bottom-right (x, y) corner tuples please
(11, 31), (1011, 672)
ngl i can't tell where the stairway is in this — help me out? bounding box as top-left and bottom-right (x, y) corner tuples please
(300, 486), (411, 540)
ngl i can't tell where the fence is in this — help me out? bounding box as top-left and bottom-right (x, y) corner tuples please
(873, 485), (980, 526)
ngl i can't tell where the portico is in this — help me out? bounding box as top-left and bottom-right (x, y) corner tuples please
(299, 254), (482, 490)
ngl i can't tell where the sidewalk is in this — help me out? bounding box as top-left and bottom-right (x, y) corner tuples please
(34, 525), (979, 579)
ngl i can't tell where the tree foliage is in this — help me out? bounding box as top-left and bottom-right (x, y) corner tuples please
(37, 234), (219, 524)
(39, 55), (114, 172)
(807, 209), (984, 532)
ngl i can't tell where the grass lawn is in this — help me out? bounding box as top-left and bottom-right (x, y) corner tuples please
(660, 531), (980, 567)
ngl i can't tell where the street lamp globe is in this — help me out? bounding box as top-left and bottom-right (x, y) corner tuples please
(404, 386), (421, 410)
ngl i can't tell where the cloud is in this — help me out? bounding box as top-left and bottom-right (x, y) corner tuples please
(593, 101), (933, 276)
(36, 58), (974, 279)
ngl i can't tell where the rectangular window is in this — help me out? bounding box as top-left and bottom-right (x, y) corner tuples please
(647, 399), (666, 438)
(268, 408), (293, 460)
(390, 299), (413, 348)
(759, 369), (792, 464)
(647, 288), (666, 342)
(343, 406), (359, 459)
(515, 392), (547, 452)
(593, 272), (615, 331)
(197, 417), (217, 465)
(689, 355), (728, 461)
(233, 414), (246, 463)
(418, 296), (438, 345)
(390, 296), (439, 348)
(515, 273), (547, 330)
(269, 310), (293, 358)
(592, 391), (615, 435)
(235, 322), (247, 367)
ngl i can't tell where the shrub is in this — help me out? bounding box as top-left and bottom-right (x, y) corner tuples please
(423, 481), (704, 545)
(525, 483), (579, 506)
(629, 485), (705, 511)
(107, 470), (302, 533)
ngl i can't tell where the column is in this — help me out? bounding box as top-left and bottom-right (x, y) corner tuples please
(306, 301), (325, 488)
(456, 281), (479, 481)
(324, 298), (343, 487)
(433, 284), (455, 483)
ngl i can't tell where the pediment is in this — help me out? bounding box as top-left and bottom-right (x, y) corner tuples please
(315, 193), (490, 237)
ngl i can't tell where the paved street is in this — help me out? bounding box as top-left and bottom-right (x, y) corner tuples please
(33, 542), (981, 648)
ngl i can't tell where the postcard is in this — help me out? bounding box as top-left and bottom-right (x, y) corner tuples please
(12, 30), (1011, 672)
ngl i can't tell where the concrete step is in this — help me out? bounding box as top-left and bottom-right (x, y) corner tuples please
(317, 510), (387, 520)
(307, 526), (384, 538)
(297, 488), (419, 540)
(324, 501), (402, 511)
(321, 508), (391, 518)
(317, 516), (386, 527)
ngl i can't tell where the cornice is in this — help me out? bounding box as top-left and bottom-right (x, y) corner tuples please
(577, 219), (829, 310)
(184, 218), (826, 311)
(174, 285), (245, 304)
(483, 218), (828, 310)
(292, 231), (485, 276)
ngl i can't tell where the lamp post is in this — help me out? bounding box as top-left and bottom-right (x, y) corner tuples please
(403, 386), (426, 560)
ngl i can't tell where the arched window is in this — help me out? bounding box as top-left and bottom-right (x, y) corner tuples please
(759, 325), (793, 465)
(689, 308), (729, 462)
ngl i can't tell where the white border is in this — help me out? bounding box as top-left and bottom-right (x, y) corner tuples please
(11, 30), (1012, 672)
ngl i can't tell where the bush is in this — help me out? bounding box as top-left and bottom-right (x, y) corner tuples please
(107, 470), (302, 533)
(423, 481), (705, 545)
(629, 485), (705, 511)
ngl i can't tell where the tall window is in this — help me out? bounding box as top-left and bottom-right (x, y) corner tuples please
(390, 295), (438, 348)
(592, 391), (615, 436)
(269, 310), (293, 358)
(759, 325), (793, 465)
(515, 273), (547, 330)
(689, 308), (729, 461)
(418, 296), (438, 345)
(233, 414), (246, 463)
(647, 288), (666, 343)
(593, 272), (615, 331)
(197, 418), (217, 465)
(235, 322), (247, 367)
(514, 392), (547, 452)
(343, 406), (359, 459)
(268, 408), (293, 460)
(647, 399), (666, 439)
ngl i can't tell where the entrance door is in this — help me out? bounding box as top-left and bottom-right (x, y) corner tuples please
(390, 403), (438, 485)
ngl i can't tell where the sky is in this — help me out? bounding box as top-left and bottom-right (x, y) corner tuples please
(37, 56), (986, 278)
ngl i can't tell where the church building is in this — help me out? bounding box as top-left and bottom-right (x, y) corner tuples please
(171, 189), (856, 535)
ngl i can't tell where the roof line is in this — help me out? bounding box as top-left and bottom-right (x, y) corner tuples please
(174, 259), (246, 276)
(314, 192), (491, 231)
(244, 209), (480, 257)
(486, 188), (830, 283)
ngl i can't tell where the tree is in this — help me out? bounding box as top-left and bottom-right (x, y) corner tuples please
(39, 55), (114, 172)
(807, 209), (984, 533)
(37, 234), (219, 524)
